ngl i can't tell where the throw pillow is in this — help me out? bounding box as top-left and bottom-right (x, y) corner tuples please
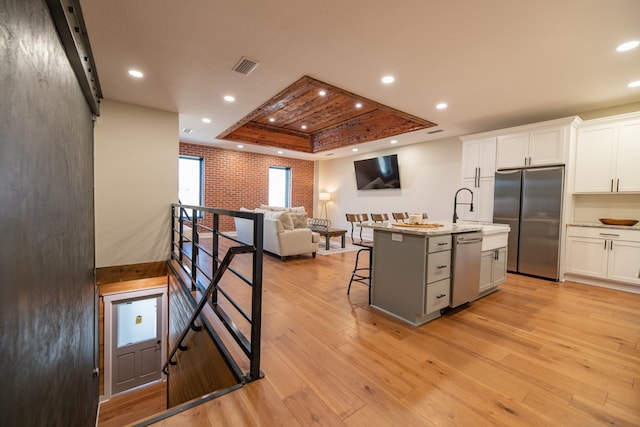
(278, 211), (294, 230)
(264, 210), (294, 230)
(260, 204), (286, 211)
(290, 212), (308, 229)
(288, 206), (306, 214)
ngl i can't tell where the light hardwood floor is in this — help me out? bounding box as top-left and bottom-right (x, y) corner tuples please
(136, 245), (639, 426)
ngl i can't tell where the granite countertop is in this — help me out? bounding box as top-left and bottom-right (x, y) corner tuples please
(568, 222), (640, 231)
(362, 222), (510, 236)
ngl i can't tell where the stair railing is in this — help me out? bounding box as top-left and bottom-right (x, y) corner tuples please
(167, 204), (264, 383)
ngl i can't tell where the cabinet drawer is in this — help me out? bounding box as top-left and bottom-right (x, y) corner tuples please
(567, 226), (640, 241)
(427, 250), (451, 283)
(429, 235), (451, 253)
(426, 279), (450, 314)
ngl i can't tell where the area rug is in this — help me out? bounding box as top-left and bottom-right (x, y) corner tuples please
(317, 241), (359, 256)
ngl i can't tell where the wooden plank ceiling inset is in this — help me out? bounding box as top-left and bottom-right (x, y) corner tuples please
(217, 76), (437, 153)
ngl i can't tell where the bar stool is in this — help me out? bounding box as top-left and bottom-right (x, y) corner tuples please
(392, 212), (409, 222)
(370, 213), (389, 223)
(345, 213), (372, 303)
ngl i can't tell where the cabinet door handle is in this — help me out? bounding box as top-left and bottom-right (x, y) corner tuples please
(437, 264), (448, 269)
(603, 240), (607, 250)
(610, 241), (613, 251)
(477, 167), (480, 188)
(611, 179), (614, 192)
(436, 294), (447, 299)
(616, 178), (619, 192)
(528, 156), (532, 165)
(599, 233), (619, 237)
(437, 242), (448, 246)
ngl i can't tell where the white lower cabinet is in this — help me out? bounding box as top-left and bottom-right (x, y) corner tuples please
(479, 247), (507, 295)
(565, 226), (640, 286)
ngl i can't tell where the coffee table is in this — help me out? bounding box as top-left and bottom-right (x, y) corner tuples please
(310, 227), (347, 250)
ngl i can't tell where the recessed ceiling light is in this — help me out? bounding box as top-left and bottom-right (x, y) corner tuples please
(352, 148), (358, 152)
(301, 125), (307, 130)
(390, 140), (398, 144)
(237, 144), (244, 149)
(616, 41), (639, 52)
(128, 69), (143, 78)
(269, 118), (275, 123)
(201, 118), (211, 123)
(381, 75), (395, 84)
(224, 95), (235, 102)
(355, 102), (363, 109)
(182, 128), (193, 134)
(318, 90), (326, 96)
(628, 80), (640, 88)
(277, 150), (283, 154)
(436, 102), (448, 110)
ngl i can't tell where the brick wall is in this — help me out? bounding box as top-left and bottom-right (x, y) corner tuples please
(179, 142), (315, 231)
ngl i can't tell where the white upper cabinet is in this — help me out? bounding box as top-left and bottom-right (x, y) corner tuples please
(574, 114), (640, 193)
(461, 138), (496, 179)
(460, 137), (496, 222)
(616, 119), (640, 192)
(496, 133), (529, 169)
(496, 126), (566, 169)
(574, 124), (616, 192)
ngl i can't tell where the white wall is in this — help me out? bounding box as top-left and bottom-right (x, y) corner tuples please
(318, 137), (463, 235)
(572, 194), (640, 223)
(94, 99), (178, 267)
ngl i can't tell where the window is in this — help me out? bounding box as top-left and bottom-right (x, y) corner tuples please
(268, 166), (291, 208)
(178, 156), (203, 217)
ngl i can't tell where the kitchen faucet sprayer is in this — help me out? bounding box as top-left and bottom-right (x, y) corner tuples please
(453, 187), (474, 223)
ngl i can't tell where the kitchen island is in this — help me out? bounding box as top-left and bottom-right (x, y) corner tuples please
(367, 222), (509, 326)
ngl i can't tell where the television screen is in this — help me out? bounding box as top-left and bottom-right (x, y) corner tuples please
(354, 154), (401, 190)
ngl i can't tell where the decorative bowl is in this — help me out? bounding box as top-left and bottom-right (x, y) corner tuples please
(598, 218), (638, 226)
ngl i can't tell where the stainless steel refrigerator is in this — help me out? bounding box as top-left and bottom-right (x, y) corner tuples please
(493, 166), (564, 280)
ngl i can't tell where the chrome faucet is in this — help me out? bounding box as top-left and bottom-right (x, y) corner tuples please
(453, 187), (474, 223)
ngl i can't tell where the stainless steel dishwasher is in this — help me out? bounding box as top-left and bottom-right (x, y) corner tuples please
(450, 231), (483, 308)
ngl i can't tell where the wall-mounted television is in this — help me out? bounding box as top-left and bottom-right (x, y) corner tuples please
(354, 154), (401, 190)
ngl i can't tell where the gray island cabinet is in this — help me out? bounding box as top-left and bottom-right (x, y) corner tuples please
(369, 222), (509, 326)
(371, 224), (477, 326)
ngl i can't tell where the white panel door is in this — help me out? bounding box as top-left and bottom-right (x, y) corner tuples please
(529, 127), (565, 166)
(565, 236), (608, 278)
(461, 140), (480, 179)
(616, 120), (640, 192)
(608, 240), (640, 285)
(574, 125), (616, 193)
(497, 133), (529, 169)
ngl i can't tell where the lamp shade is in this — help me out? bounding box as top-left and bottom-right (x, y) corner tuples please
(319, 192), (331, 201)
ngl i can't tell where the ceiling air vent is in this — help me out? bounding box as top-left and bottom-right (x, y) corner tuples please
(427, 129), (444, 135)
(232, 56), (260, 76)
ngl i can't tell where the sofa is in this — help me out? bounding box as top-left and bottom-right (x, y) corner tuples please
(234, 206), (320, 261)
